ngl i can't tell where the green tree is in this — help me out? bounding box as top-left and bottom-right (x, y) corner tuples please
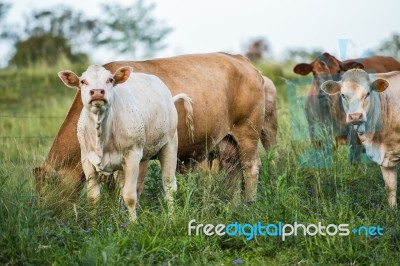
(9, 34), (88, 67)
(0, 1), (10, 22)
(0, 1), (15, 39)
(8, 1), (171, 67)
(378, 33), (400, 58)
(95, 0), (171, 59)
(9, 6), (96, 67)
(285, 48), (324, 62)
(22, 7), (99, 49)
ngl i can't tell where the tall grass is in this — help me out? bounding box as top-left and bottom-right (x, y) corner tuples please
(0, 63), (399, 265)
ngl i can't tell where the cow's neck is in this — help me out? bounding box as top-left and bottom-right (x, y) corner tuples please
(356, 91), (384, 163)
(88, 107), (113, 158)
(364, 91), (382, 136)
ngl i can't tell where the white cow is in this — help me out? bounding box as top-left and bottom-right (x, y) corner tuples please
(58, 65), (194, 221)
(321, 69), (400, 208)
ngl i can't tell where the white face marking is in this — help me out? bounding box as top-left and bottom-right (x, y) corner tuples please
(79, 65), (115, 111)
(340, 77), (372, 128)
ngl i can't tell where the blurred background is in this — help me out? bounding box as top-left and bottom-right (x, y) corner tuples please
(0, 0), (399, 69)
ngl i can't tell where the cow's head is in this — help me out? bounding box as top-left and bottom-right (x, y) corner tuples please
(293, 52), (364, 87)
(58, 65), (132, 113)
(320, 69), (389, 133)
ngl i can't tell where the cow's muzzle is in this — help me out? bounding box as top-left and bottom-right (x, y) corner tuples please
(347, 112), (364, 125)
(89, 89), (107, 105)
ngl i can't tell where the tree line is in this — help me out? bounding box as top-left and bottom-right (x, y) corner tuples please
(0, 0), (171, 67)
(0, 0), (399, 68)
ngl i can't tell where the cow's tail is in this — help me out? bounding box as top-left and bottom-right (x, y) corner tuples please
(172, 93), (194, 143)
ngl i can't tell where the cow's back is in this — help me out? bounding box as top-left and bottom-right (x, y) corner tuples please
(111, 73), (178, 158)
(104, 53), (265, 161)
(344, 56), (400, 73)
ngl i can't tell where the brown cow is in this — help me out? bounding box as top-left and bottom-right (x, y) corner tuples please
(210, 75), (277, 166)
(34, 52), (266, 202)
(206, 75), (277, 201)
(293, 53), (400, 160)
(211, 76), (277, 164)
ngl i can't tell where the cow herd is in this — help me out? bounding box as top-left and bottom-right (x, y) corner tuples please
(34, 52), (400, 221)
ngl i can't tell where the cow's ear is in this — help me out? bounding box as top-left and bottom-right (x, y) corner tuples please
(293, 63), (313, 76)
(371, 78), (389, 93)
(342, 61), (364, 71)
(113, 66), (133, 84)
(323, 53), (341, 66)
(58, 71), (80, 88)
(320, 80), (341, 95)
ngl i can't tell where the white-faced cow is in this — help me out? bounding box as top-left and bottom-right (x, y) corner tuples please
(58, 65), (194, 221)
(321, 69), (400, 207)
(35, 53), (267, 203)
(293, 53), (400, 160)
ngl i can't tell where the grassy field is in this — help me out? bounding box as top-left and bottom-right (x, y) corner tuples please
(0, 62), (399, 265)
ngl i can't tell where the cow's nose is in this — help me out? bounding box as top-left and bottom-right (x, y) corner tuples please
(90, 89), (105, 99)
(348, 112), (363, 124)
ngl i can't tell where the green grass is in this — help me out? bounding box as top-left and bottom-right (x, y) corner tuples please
(0, 63), (399, 265)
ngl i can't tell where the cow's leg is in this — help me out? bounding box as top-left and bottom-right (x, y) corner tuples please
(122, 150), (142, 222)
(87, 174), (100, 205)
(245, 152), (261, 202)
(136, 160), (149, 206)
(218, 139), (242, 204)
(114, 162), (147, 211)
(232, 129), (261, 202)
(380, 166), (397, 208)
(81, 158), (100, 204)
(158, 132), (178, 207)
(260, 101), (277, 152)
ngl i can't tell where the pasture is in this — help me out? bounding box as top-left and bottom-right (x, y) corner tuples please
(0, 61), (399, 265)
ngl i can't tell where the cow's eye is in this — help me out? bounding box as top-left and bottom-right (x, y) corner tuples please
(107, 78), (114, 84)
(80, 80), (87, 85)
(341, 93), (345, 98)
(366, 92), (370, 97)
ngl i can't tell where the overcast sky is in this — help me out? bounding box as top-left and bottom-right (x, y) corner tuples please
(2, 0), (400, 65)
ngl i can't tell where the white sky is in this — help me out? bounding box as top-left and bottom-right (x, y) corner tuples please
(2, 0), (400, 65)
